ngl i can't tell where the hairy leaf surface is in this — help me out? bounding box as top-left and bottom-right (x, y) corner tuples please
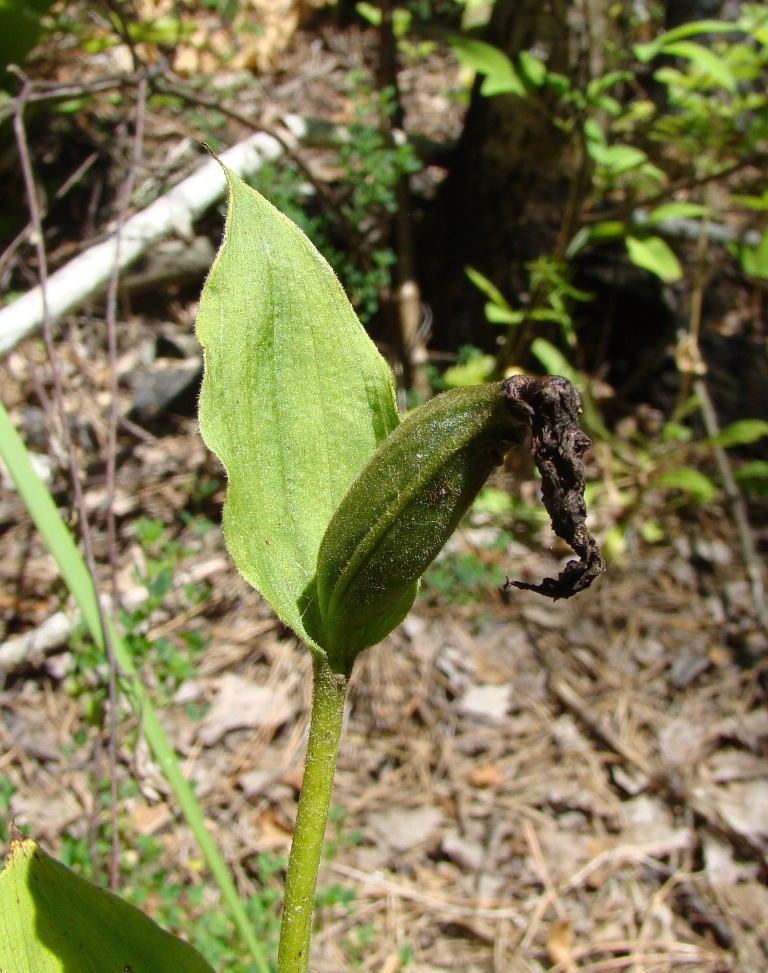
(196, 167), (399, 651)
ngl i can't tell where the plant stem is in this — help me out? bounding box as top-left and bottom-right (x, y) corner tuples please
(277, 653), (347, 973)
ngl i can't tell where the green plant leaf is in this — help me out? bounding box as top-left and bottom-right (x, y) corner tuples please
(654, 467), (718, 503)
(640, 519), (666, 544)
(313, 383), (529, 672)
(518, 50), (547, 87)
(355, 1), (381, 25)
(0, 835), (216, 973)
(734, 227), (768, 279)
(625, 235), (682, 282)
(196, 166), (399, 653)
(355, 1), (411, 36)
(644, 201), (709, 223)
(583, 117), (605, 143)
(705, 419), (768, 449)
(0, 0), (56, 87)
(465, 266), (512, 310)
(633, 19), (739, 62)
(734, 460), (768, 497)
(442, 354), (496, 388)
(729, 190), (768, 212)
(486, 304), (524, 325)
(0, 401), (271, 973)
(586, 70), (632, 98)
(661, 40), (738, 92)
(448, 37), (527, 96)
(530, 338), (579, 382)
(566, 221), (625, 258)
(586, 142), (648, 173)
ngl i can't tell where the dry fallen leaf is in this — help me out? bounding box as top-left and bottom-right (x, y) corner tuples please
(467, 762), (505, 788)
(367, 805), (444, 855)
(547, 917), (576, 971)
(456, 683), (511, 723)
(197, 673), (298, 746)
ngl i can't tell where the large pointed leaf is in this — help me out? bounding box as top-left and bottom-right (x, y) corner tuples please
(0, 835), (216, 973)
(196, 166), (399, 652)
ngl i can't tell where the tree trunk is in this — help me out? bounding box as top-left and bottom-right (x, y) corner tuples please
(421, 0), (612, 350)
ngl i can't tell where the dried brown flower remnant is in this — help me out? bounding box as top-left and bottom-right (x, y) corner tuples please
(501, 375), (605, 600)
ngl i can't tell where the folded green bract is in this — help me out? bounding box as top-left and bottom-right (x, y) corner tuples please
(314, 383), (528, 672)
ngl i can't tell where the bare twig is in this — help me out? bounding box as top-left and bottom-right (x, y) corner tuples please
(673, 195), (766, 625)
(694, 377), (767, 626)
(105, 76), (148, 601)
(374, 3), (430, 398)
(12, 80), (122, 891)
(0, 75), (129, 125)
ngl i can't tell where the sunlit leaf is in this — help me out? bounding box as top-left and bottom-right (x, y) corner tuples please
(626, 235), (682, 282)
(735, 228), (768, 279)
(465, 266), (512, 310)
(734, 460), (768, 497)
(662, 40), (737, 92)
(654, 467), (718, 502)
(518, 50), (547, 87)
(449, 37), (527, 96)
(634, 19), (740, 62)
(196, 166), (399, 653)
(587, 142), (647, 173)
(442, 354), (496, 388)
(705, 419), (768, 449)
(0, 836), (216, 973)
(644, 201), (709, 223)
(486, 304), (523, 325)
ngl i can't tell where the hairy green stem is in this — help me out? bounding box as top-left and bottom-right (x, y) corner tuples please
(278, 653), (347, 973)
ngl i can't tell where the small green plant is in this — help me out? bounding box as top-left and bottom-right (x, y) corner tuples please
(0, 400), (271, 972)
(194, 163), (603, 972)
(0, 162), (601, 973)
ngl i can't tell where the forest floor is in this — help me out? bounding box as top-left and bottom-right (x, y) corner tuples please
(2, 6), (768, 973)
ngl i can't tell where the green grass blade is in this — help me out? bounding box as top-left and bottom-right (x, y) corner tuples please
(0, 399), (272, 973)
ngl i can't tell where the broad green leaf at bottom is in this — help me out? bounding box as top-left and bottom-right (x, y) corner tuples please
(0, 836), (216, 973)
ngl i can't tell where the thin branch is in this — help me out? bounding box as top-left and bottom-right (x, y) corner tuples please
(153, 73), (365, 254)
(672, 195), (766, 625)
(0, 75), (130, 124)
(105, 76), (147, 601)
(578, 157), (754, 226)
(12, 80), (123, 892)
(694, 377), (767, 626)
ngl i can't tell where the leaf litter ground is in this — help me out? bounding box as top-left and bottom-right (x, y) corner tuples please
(2, 335), (767, 971)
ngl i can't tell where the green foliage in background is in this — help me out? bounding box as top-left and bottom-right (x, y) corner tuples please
(445, 7), (768, 552)
(454, 8), (768, 293)
(252, 85), (421, 323)
(0, 0), (55, 86)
